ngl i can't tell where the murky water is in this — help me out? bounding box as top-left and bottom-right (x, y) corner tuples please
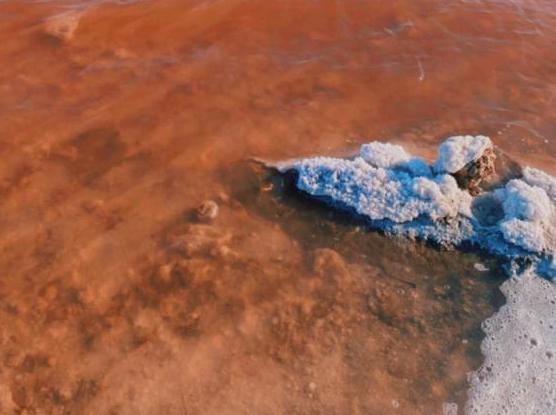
(0, 0), (554, 414)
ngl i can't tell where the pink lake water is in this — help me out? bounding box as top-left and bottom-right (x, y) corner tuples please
(0, 1), (554, 414)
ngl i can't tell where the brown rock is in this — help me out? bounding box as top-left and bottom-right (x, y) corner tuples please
(452, 147), (496, 195)
(195, 200), (219, 222)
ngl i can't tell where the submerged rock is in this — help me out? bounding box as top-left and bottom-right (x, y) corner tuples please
(196, 200), (219, 222)
(43, 11), (83, 41)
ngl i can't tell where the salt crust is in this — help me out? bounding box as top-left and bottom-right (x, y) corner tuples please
(433, 135), (492, 174)
(290, 135), (555, 278)
(523, 167), (556, 202)
(282, 136), (556, 415)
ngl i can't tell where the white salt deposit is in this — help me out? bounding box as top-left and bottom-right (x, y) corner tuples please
(294, 156), (472, 224)
(277, 134), (556, 415)
(523, 167), (556, 202)
(360, 142), (431, 176)
(359, 142), (410, 169)
(499, 179), (553, 224)
(495, 178), (555, 254)
(466, 270), (556, 415)
(433, 135), (492, 174)
(287, 135), (555, 276)
(499, 219), (547, 253)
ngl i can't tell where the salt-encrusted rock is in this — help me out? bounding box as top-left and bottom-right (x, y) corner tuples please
(276, 134), (555, 276)
(452, 146), (496, 195)
(433, 135), (492, 174)
(433, 135), (496, 195)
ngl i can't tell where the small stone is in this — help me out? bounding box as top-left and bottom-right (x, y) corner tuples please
(392, 399), (400, 409)
(196, 200), (219, 222)
(474, 262), (489, 272)
(308, 382), (317, 392)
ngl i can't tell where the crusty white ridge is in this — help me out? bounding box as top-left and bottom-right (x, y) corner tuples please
(433, 135), (492, 174)
(286, 135), (555, 279)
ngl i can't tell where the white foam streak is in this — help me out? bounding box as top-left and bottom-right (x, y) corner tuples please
(466, 270), (556, 415)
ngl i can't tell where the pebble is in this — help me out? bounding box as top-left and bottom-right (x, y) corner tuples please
(196, 200), (219, 222)
(474, 262), (489, 272)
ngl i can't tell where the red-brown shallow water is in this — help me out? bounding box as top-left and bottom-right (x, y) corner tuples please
(0, 1), (554, 414)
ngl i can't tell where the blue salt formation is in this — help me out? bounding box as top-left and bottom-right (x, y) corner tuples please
(277, 136), (556, 279)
